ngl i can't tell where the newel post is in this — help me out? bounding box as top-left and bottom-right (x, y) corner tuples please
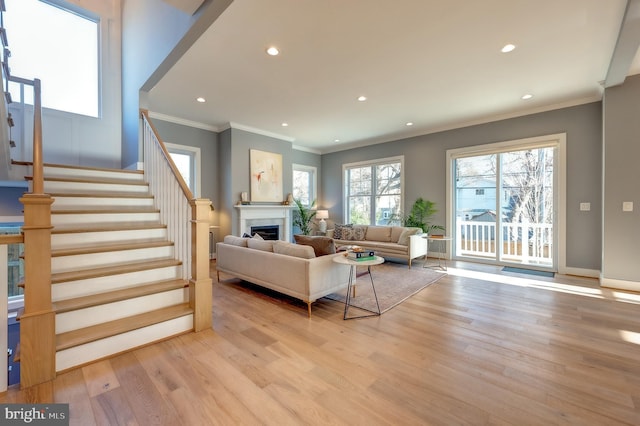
(189, 199), (213, 331)
(19, 193), (56, 388)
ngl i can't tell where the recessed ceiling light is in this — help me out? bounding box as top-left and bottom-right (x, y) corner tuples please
(501, 44), (516, 53)
(521, 94), (533, 100)
(196, 97), (206, 103)
(406, 122), (414, 126)
(281, 122), (288, 127)
(357, 96), (367, 102)
(334, 139), (340, 143)
(266, 46), (280, 56)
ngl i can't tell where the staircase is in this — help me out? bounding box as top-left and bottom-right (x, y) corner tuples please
(23, 163), (197, 373)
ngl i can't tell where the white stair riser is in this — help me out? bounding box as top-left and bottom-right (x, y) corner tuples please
(52, 196), (154, 210)
(52, 212), (160, 226)
(55, 315), (193, 372)
(56, 289), (189, 334)
(52, 266), (182, 301)
(52, 246), (174, 273)
(44, 166), (145, 182)
(52, 228), (167, 249)
(38, 181), (149, 194)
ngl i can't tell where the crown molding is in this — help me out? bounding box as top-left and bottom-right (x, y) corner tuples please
(224, 122), (296, 143)
(147, 111), (220, 132)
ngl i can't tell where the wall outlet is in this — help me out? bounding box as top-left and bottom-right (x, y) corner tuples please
(623, 201), (634, 212)
(580, 202), (591, 211)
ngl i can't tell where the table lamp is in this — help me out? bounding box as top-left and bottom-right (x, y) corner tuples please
(316, 210), (329, 233)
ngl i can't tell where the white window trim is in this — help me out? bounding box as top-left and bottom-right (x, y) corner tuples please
(165, 142), (201, 198)
(446, 133), (566, 272)
(342, 155), (405, 224)
(292, 163), (317, 207)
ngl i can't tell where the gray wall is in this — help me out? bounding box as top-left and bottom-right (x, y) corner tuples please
(321, 102), (603, 272)
(602, 74), (640, 284)
(121, 0), (233, 168)
(219, 128), (294, 238)
(152, 119), (219, 207)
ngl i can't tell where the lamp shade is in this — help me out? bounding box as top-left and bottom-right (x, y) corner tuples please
(316, 210), (329, 220)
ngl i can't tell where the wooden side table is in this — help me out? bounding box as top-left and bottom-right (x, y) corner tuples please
(332, 255), (384, 319)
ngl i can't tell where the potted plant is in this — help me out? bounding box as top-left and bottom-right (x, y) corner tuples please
(293, 198), (317, 235)
(390, 197), (445, 235)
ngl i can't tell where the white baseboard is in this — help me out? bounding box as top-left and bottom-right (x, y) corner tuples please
(600, 276), (640, 292)
(559, 267), (600, 278)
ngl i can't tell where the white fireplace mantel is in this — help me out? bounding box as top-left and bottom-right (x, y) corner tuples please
(235, 204), (296, 240)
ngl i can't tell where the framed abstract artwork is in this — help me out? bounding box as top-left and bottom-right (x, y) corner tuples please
(250, 149), (283, 202)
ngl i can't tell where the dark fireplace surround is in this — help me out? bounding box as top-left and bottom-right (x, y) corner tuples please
(250, 225), (279, 240)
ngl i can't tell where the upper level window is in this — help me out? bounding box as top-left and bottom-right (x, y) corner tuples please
(5, 0), (99, 117)
(344, 156), (403, 225)
(293, 164), (317, 207)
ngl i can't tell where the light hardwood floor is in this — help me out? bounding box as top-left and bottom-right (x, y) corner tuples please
(2, 260), (640, 425)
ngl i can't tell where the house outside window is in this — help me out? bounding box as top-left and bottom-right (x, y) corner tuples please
(343, 156), (403, 225)
(292, 164), (317, 206)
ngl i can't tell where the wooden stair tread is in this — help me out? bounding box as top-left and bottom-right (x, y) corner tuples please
(53, 279), (189, 313)
(51, 258), (182, 284)
(51, 192), (154, 199)
(13, 160), (144, 175)
(52, 207), (160, 214)
(25, 175), (149, 186)
(56, 303), (193, 351)
(52, 240), (173, 257)
(52, 222), (167, 234)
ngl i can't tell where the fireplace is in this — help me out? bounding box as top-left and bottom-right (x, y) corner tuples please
(251, 225), (279, 240)
(235, 204), (295, 241)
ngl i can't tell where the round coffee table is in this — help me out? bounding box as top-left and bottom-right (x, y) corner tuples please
(333, 255), (384, 319)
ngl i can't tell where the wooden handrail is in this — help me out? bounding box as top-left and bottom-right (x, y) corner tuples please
(140, 109), (193, 200)
(0, 234), (23, 245)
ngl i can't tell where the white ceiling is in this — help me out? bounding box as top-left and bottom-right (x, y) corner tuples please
(148, 0), (640, 154)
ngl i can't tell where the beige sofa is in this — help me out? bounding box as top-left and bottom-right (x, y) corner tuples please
(328, 225), (427, 268)
(216, 236), (351, 316)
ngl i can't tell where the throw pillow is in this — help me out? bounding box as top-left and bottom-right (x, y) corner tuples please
(252, 233), (264, 240)
(341, 226), (366, 241)
(397, 227), (422, 245)
(333, 223), (353, 240)
(273, 241), (316, 259)
(294, 235), (336, 256)
(247, 238), (274, 252)
(365, 226), (392, 242)
(224, 235), (248, 247)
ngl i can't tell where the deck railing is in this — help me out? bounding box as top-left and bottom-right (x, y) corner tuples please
(456, 220), (553, 265)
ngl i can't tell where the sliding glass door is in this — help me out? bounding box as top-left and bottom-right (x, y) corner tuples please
(450, 137), (560, 270)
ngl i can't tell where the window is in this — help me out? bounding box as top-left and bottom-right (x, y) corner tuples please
(166, 143), (201, 197)
(343, 156), (403, 225)
(475, 189), (485, 195)
(292, 164), (317, 206)
(5, 0), (99, 117)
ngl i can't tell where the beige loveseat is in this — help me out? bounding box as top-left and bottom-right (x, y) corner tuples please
(216, 235), (351, 316)
(328, 225), (427, 268)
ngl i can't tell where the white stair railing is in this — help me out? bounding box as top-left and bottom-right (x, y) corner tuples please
(140, 110), (192, 280)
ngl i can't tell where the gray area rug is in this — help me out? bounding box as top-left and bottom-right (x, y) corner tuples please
(323, 261), (446, 314)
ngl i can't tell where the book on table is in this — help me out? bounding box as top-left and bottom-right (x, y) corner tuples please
(347, 250), (375, 260)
